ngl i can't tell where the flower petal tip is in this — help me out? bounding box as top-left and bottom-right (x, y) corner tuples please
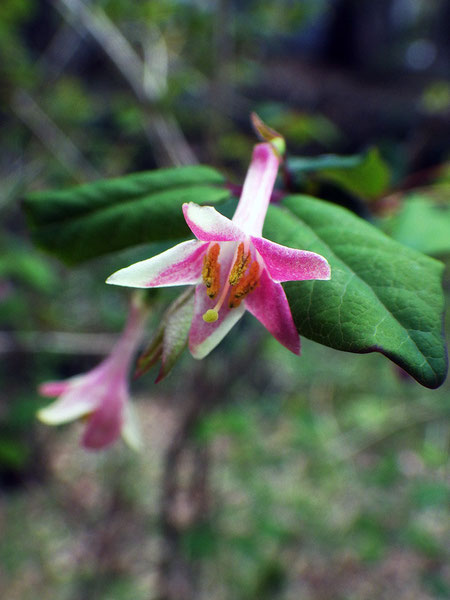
(105, 271), (125, 287)
(321, 259), (332, 280)
(36, 398), (93, 425)
(183, 203), (242, 242)
(38, 381), (69, 397)
(122, 404), (143, 451)
(105, 270), (139, 288)
(81, 436), (114, 452)
(36, 407), (57, 425)
(188, 339), (211, 360)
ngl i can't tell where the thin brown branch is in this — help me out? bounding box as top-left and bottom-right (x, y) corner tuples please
(0, 159), (44, 212)
(54, 0), (197, 167)
(11, 90), (101, 181)
(0, 330), (117, 355)
(156, 330), (266, 600)
(36, 22), (87, 85)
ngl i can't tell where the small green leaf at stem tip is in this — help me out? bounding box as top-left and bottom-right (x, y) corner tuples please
(251, 112), (286, 158)
(270, 136), (286, 159)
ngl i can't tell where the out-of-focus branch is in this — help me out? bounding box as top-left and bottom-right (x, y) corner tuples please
(157, 330), (266, 600)
(0, 330), (117, 355)
(157, 392), (208, 600)
(5, 5), (98, 187)
(207, 0), (233, 161)
(55, 0), (156, 101)
(54, 0), (197, 166)
(36, 22), (87, 85)
(142, 27), (169, 99)
(11, 90), (101, 181)
(0, 159), (44, 213)
(327, 405), (447, 462)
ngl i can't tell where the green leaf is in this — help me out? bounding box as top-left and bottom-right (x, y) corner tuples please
(288, 148), (391, 198)
(0, 438), (29, 469)
(411, 481), (450, 509)
(137, 289), (194, 382)
(23, 166), (230, 264)
(263, 195), (447, 389)
(0, 243), (58, 293)
(288, 153), (363, 173)
(158, 290), (195, 381)
(384, 193), (450, 256)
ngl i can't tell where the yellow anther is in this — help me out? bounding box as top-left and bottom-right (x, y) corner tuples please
(229, 242), (251, 286)
(202, 243), (221, 299)
(203, 309), (219, 323)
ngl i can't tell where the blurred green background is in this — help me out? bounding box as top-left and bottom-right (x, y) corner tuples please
(0, 1), (449, 599)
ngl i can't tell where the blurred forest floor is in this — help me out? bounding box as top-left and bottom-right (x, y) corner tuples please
(1, 331), (449, 599)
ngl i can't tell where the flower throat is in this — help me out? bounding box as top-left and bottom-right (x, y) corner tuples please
(202, 242), (260, 323)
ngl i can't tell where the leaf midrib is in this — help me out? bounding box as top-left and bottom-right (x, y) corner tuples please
(28, 181), (229, 226)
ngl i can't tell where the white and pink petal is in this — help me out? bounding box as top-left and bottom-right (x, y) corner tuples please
(39, 380), (73, 397)
(81, 386), (126, 450)
(183, 203), (243, 242)
(106, 240), (207, 289)
(231, 143), (279, 237)
(37, 377), (98, 424)
(244, 268), (300, 355)
(121, 402), (143, 451)
(251, 237), (331, 282)
(189, 285), (246, 359)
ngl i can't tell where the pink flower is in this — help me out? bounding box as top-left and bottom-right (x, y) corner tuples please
(37, 297), (148, 450)
(107, 143), (330, 358)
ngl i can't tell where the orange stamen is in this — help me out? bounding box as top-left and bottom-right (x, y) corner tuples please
(202, 243), (263, 323)
(202, 243), (221, 299)
(229, 242), (251, 286)
(229, 261), (260, 308)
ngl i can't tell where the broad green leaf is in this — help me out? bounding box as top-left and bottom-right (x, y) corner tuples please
(288, 148), (391, 198)
(384, 193), (450, 256)
(24, 165), (230, 264)
(263, 195), (447, 389)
